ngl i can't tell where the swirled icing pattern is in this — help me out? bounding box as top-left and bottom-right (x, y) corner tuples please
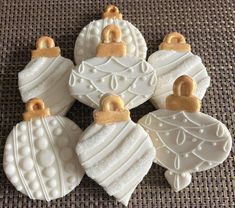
(74, 18), (147, 65)
(148, 51), (210, 108)
(138, 109), (232, 191)
(76, 120), (155, 206)
(3, 116), (84, 201)
(69, 56), (157, 109)
(18, 56), (75, 115)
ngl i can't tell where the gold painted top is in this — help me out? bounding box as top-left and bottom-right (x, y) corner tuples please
(102, 5), (123, 19)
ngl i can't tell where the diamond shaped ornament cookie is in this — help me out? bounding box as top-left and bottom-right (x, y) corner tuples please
(70, 25), (157, 109)
(18, 36), (75, 115)
(3, 98), (84, 201)
(76, 94), (155, 206)
(74, 5), (147, 65)
(148, 32), (210, 108)
(138, 75), (232, 191)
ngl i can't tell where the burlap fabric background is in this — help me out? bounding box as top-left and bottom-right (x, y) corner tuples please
(0, 0), (234, 207)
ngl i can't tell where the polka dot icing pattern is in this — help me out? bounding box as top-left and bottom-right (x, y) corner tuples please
(148, 51), (210, 108)
(138, 110), (232, 191)
(69, 56), (157, 109)
(3, 116), (84, 201)
(74, 18), (147, 65)
(76, 120), (155, 206)
(18, 56), (75, 115)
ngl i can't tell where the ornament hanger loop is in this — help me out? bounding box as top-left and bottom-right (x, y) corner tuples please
(102, 5), (123, 20)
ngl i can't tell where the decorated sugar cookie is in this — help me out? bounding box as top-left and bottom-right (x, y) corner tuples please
(74, 5), (147, 65)
(138, 75), (232, 191)
(3, 98), (84, 201)
(70, 25), (156, 109)
(76, 94), (155, 206)
(18, 36), (75, 115)
(148, 32), (210, 108)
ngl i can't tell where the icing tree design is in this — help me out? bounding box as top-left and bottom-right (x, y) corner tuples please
(3, 98), (84, 201)
(148, 32), (210, 108)
(76, 94), (155, 206)
(69, 25), (157, 109)
(74, 5), (147, 65)
(138, 75), (232, 192)
(18, 36), (75, 115)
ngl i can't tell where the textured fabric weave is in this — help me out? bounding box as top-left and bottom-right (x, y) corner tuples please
(0, 0), (234, 207)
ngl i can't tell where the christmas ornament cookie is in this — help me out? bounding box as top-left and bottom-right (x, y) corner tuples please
(148, 32), (210, 108)
(70, 25), (156, 109)
(3, 98), (84, 201)
(76, 94), (155, 206)
(74, 5), (147, 65)
(138, 75), (232, 191)
(18, 36), (75, 115)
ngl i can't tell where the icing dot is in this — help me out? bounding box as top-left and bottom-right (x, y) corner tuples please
(50, 190), (59, 198)
(184, 153), (189, 158)
(100, 78), (105, 82)
(67, 176), (76, 183)
(127, 44), (136, 53)
(99, 94), (103, 98)
(129, 68), (134, 72)
(181, 173), (186, 177)
(132, 84), (136, 88)
(91, 68), (97, 73)
(159, 123), (163, 127)
(78, 95), (82, 98)
(20, 158), (34, 171)
(11, 176), (19, 184)
(195, 167), (199, 171)
(183, 119), (188, 123)
(120, 94), (124, 98)
(65, 163), (76, 172)
(172, 116), (176, 120)
(25, 171), (36, 181)
(35, 138), (48, 150)
(90, 28), (99, 35)
(165, 150), (170, 154)
(19, 146), (30, 156)
(57, 137), (68, 148)
(79, 78), (84, 83)
(5, 155), (14, 163)
(199, 129), (204, 133)
(192, 138), (197, 142)
(123, 36), (132, 43)
(5, 164), (15, 176)
(54, 128), (63, 136)
(141, 76), (147, 81)
(47, 179), (57, 188)
(5, 143), (12, 150)
(213, 142), (217, 146)
(34, 119), (41, 127)
(169, 171), (173, 175)
(50, 119), (58, 127)
(35, 128), (44, 137)
(208, 162), (213, 166)
(19, 124), (27, 131)
(29, 181), (39, 191)
(165, 132), (170, 136)
(17, 186), (23, 191)
(88, 85), (93, 89)
(37, 150), (55, 167)
(35, 191), (42, 198)
(60, 147), (73, 162)
(197, 146), (202, 150)
(43, 167), (56, 177)
(122, 28), (129, 35)
(19, 135), (27, 143)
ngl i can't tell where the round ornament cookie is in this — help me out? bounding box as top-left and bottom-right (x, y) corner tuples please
(70, 25), (156, 109)
(148, 32), (210, 108)
(76, 94), (155, 206)
(18, 36), (75, 115)
(3, 98), (84, 201)
(138, 75), (232, 192)
(74, 5), (147, 65)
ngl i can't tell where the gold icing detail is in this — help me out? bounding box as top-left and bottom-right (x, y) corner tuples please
(166, 75), (201, 112)
(102, 5), (123, 20)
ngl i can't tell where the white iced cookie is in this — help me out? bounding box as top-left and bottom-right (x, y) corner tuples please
(3, 98), (84, 201)
(148, 32), (210, 108)
(70, 25), (156, 109)
(138, 76), (232, 191)
(18, 36), (75, 115)
(74, 5), (147, 65)
(76, 94), (155, 206)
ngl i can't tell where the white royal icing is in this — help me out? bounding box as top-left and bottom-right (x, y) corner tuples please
(148, 50), (210, 108)
(69, 56), (157, 109)
(18, 56), (76, 115)
(74, 18), (147, 65)
(138, 109), (232, 191)
(76, 120), (155, 206)
(3, 116), (84, 201)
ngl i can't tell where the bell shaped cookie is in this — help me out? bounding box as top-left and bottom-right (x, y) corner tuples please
(3, 98), (84, 201)
(18, 36), (75, 115)
(138, 75), (232, 191)
(70, 25), (157, 109)
(148, 32), (210, 108)
(74, 5), (147, 65)
(76, 94), (155, 206)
